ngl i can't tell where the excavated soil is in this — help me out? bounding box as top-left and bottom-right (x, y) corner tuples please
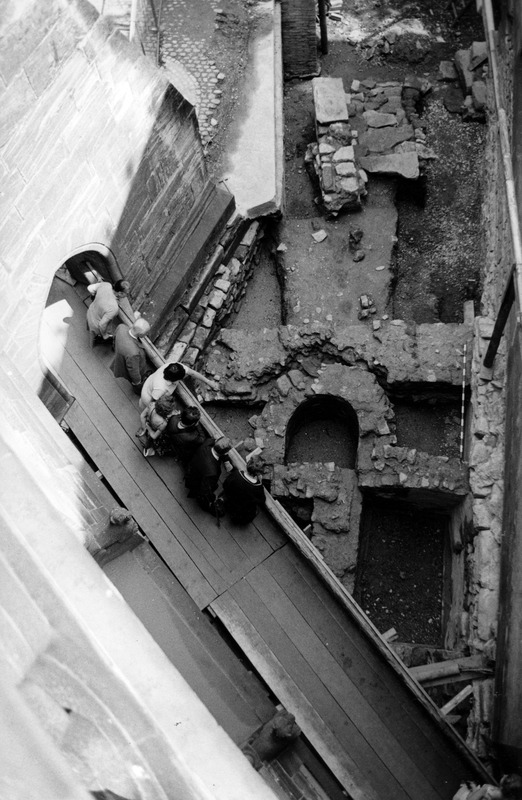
(210, 0), (486, 642)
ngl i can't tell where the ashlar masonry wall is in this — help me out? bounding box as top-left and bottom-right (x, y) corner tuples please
(0, 0), (206, 386)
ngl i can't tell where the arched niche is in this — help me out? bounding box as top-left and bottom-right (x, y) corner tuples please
(38, 244), (123, 417)
(62, 243), (122, 285)
(284, 394), (359, 468)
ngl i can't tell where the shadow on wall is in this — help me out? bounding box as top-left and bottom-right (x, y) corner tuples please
(284, 395), (359, 468)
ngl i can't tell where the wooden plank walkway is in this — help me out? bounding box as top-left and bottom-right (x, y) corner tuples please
(41, 279), (490, 800)
(104, 543), (274, 745)
(212, 545), (485, 800)
(41, 282), (285, 609)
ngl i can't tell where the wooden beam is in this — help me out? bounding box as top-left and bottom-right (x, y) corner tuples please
(411, 656), (492, 688)
(483, 270), (515, 368)
(317, 0), (329, 55)
(210, 592), (379, 800)
(441, 685), (474, 716)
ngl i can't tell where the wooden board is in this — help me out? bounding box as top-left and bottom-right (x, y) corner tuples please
(263, 547), (463, 797)
(212, 543), (481, 799)
(104, 544), (273, 743)
(210, 590), (380, 800)
(244, 563), (442, 800)
(66, 400), (217, 609)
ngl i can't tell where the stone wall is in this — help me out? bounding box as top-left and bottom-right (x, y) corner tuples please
(467, 7), (522, 764)
(0, 0), (207, 386)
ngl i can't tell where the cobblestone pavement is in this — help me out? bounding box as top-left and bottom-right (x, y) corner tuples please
(139, 0), (235, 145)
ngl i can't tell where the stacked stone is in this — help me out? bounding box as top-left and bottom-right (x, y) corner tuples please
(442, 41), (488, 122)
(307, 76), (436, 212)
(456, 317), (505, 760)
(466, 318), (505, 650)
(358, 440), (469, 496)
(307, 77), (367, 212)
(272, 463), (362, 593)
(164, 220), (266, 368)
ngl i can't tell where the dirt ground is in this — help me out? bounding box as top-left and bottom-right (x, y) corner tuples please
(205, 0), (486, 643)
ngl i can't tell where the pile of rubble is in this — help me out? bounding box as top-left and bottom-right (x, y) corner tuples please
(306, 75), (435, 214)
(441, 41), (488, 122)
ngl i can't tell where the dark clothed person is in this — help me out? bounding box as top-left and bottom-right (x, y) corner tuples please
(222, 465), (266, 525)
(157, 406), (205, 461)
(111, 320), (150, 393)
(184, 437), (231, 514)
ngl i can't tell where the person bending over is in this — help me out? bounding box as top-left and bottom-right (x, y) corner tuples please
(86, 279), (129, 346)
(139, 362), (219, 410)
(111, 319), (151, 393)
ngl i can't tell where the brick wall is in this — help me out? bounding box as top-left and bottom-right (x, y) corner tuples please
(0, 0), (207, 386)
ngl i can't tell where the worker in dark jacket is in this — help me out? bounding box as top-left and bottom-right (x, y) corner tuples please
(156, 406), (206, 462)
(110, 319), (150, 394)
(184, 436), (231, 514)
(221, 456), (266, 525)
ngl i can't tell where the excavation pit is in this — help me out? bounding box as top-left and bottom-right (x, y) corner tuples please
(354, 494), (448, 646)
(391, 396), (462, 460)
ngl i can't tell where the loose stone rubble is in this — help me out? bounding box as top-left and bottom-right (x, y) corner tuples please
(306, 75), (434, 213)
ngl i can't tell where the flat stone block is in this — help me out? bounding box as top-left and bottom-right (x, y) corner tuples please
(312, 77), (348, 124)
(360, 153), (419, 179)
(332, 145), (354, 161)
(362, 110), (398, 128)
(335, 162), (357, 177)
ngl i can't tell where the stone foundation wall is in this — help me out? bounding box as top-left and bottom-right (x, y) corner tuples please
(163, 220), (268, 367)
(465, 14), (521, 761)
(0, 0), (206, 385)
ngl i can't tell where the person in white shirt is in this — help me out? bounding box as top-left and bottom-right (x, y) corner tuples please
(139, 362), (218, 409)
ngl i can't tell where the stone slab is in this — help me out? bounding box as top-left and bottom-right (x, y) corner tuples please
(362, 110), (398, 128)
(359, 153), (419, 179)
(312, 77), (348, 124)
(359, 125), (414, 154)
